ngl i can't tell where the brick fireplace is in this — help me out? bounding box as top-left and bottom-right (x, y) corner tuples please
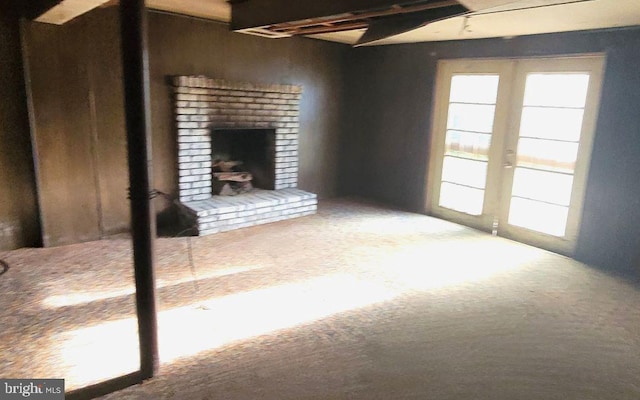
(172, 76), (317, 235)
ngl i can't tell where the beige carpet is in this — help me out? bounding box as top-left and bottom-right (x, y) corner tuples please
(1, 199), (639, 399)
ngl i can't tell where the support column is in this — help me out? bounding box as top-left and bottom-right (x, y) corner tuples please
(119, 0), (159, 379)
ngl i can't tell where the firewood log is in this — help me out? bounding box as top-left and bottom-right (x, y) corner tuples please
(213, 172), (253, 182)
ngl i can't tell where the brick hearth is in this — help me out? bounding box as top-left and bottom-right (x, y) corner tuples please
(172, 76), (317, 235)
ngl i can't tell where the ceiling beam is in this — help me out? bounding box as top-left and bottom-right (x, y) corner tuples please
(354, 4), (467, 46)
(230, 0), (451, 30)
(20, 0), (64, 20)
(269, 0), (459, 32)
(34, 0), (112, 25)
(456, 0), (519, 12)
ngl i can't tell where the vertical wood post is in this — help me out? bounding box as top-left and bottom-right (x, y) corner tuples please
(119, 0), (159, 379)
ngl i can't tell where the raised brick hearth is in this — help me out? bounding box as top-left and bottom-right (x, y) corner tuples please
(172, 76), (317, 235)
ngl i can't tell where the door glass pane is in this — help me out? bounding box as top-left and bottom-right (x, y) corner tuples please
(447, 103), (496, 133)
(509, 197), (569, 237)
(441, 156), (488, 189)
(440, 182), (485, 215)
(450, 75), (500, 104)
(516, 138), (579, 174)
(512, 167), (574, 206)
(523, 74), (590, 108)
(445, 130), (491, 161)
(519, 107), (585, 141)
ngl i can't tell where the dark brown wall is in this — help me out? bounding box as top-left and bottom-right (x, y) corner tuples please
(340, 27), (640, 276)
(147, 11), (347, 201)
(24, 10), (129, 247)
(22, 7), (347, 246)
(0, 8), (40, 250)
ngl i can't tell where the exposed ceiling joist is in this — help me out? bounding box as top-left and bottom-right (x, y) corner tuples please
(34, 0), (111, 25)
(230, 0), (469, 44)
(269, 0), (460, 32)
(229, 0), (448, 31)
(19, 0), (63, 20)
(354, 3), (467, 46)
(456, 0), (523, 11)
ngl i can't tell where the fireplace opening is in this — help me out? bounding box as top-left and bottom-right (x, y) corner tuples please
(211, 128), (276, 194)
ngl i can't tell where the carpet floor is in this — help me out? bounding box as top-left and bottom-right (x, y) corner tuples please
(1, 199), (639, 399)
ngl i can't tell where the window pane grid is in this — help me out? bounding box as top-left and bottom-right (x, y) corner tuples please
(441, 156), (488, 189)
(445, 130), (491, 161)
(449, 101), (497, 106)
(515, 138), (579, 174)
(438, 74), (500, 216)
(519, 106), (585, 142)
(446, 103), (497, 133)
(439, 182), (485, 216)
(508, 197), (569, 237)
(508, 72), (590, 237)
(523, 73), (590, 108)
(511, 195), (569, 208)
(513, 165), (575, 177)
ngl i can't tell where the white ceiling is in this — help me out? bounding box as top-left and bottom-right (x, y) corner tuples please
(36, 0), (111, 24)
(147, 0), (230, 21)
(310, 0), (640, 45)
(38, 0), (640, 45)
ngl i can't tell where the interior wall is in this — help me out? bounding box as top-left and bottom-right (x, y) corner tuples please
(0, 7), (40, 250)
(24, 10), (128, 247)
(341, 27), (640, 276)
(23, 7), (348, 246)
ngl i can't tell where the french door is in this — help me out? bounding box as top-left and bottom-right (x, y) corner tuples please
(427, 56), (605, 255)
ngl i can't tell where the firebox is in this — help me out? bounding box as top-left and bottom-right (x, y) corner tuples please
(211, 128), (276, 191)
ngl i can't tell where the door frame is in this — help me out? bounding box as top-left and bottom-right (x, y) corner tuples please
(425, 54), (606, 256)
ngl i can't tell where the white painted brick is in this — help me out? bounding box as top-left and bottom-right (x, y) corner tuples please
(192, 174), (210, 182)
(178, 136), (207, 144)
(218, 212), (238, 221)
(193, 168), (211, 175)
(176, 94), (198, 102)
(188, 181), (207, 190)
(190, 155), (210, 162)
(179, 175), (199, 183)
(178, 108), (198, 115)
(178, 122), (198, 129)
(179, 162), (200, 170)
